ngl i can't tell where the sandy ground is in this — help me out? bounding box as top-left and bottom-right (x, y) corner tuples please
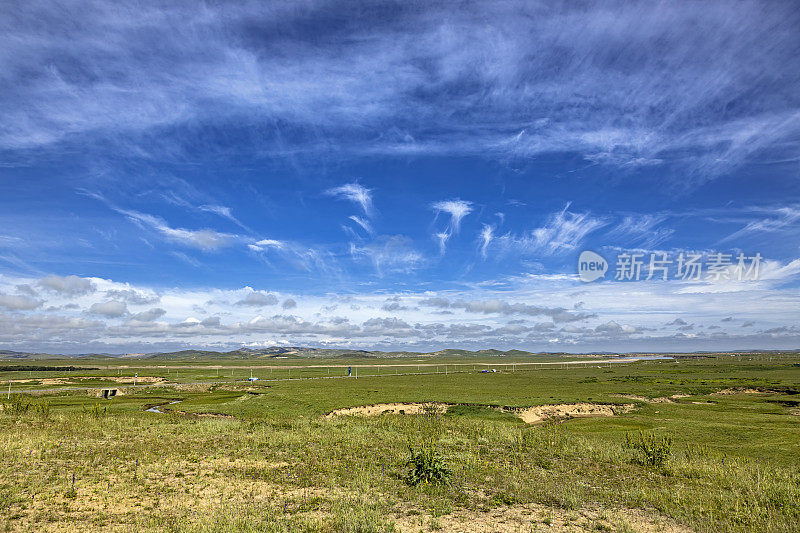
(394, 502), (692, 532)
(613, 394), (689, 404)
(514, 403), (635, 424)
(325, 402), (635, 424)
(711, 387), (774, 395)
(325, 402), (449, 418)
(10, 376), (166, 386)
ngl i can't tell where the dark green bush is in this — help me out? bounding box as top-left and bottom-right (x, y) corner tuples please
(625, 431), (673, 468)
(82, 404), (107, 419)
(1, 395), (30, 416)
(404, 444), (451, 486)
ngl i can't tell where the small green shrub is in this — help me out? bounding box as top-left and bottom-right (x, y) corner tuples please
(1, 394), (30, 416)
(32, 400), (51, 420)
(404, 444), (451, 486)
(624, 431), (673, 468)
(82, 404), (107, 419)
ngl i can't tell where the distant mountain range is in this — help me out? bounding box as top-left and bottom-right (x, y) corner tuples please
(0, 347), (796, 360)
(0, 346), (544, 360)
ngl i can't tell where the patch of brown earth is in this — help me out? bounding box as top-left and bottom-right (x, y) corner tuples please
(712, 387), (775, 395)
(394, 502), (692, 532)
(173, 383), (213, 392)
(326, 402), (635, 425)
(325, 402), (449, 418)
(515, 403), (634, 424)
(614, 393), (689, 404)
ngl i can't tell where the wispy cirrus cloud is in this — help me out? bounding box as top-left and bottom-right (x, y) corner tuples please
(325, 183), (375, 217)
(478, 224), (494, 259)
(721, 206), (800, 243)
(489, 204), (607, 257)
(248, 239), (335, 273)
(349, 235), (423, 276)
(431, 199), (472, 254)
(1, 1), (797, 182)
(348, 215), (374, 236)
(119, 209), (238, 251)
(198, 205), (250, 232)
(606, 214), (675, 249)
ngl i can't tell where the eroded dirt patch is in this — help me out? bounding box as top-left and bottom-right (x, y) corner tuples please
(394, 503), (692, 533)
(613, 393), (689, 404)
(325, 402), (449, 418)
(515, 403), (634, 424)
(712, 387), (776, 395)
(326, 402), (634, 424)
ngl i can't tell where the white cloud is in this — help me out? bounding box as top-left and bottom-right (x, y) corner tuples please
(235, 291), (279, 307)
(130, 308), (166, 322)
(249, 239), (285, 251)
(348, 215), (374, 235)
(432, 199), (472, 234)
(38, 275), (95, 296)
(493, 204), (607, 257)
(431, 199), (473, 254)
(3, 1), (797, 181)
(119, 209), (237, 251)
(419, 297), (593, 323)
(0, 269), (798, 353)
(248, 239), (334, 273)
(479, 224), (494, 259)
(0, 293), (42, 311)
(198, 205), (249, 231)
(606, 215), (674, 249)
(721, 206), (800, 243)
(349, 235), (423, 276)
(325, 183), (374, 217)
(106, 289), (160, 305)
(88, 301), (128, 318)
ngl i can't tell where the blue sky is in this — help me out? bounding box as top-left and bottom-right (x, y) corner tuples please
(0, 0), (799, 353)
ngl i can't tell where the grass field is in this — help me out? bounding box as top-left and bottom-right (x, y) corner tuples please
(1, 353), (799, 532)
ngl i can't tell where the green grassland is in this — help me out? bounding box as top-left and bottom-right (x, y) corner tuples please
(1, 354), (798, 532)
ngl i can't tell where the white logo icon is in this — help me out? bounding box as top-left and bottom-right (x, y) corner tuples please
(578, 251), (607, 282)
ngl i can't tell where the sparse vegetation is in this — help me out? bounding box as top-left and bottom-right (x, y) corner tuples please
(0, 394), (29, 416)
(0, 352), (799, 531)
(404, 443), (451, 486)
(624, 431), (673, 468)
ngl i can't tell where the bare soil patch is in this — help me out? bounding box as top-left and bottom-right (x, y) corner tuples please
(394, 502), (692, 532)
(712, 387), (775, 395)
(326, 402), (635, 424)
(325, 402), (449, 418)
(613, 393), (689, 404)
(515, 403), (634, 424)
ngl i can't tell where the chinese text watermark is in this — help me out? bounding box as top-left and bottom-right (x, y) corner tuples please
(578, 251), (762, 282)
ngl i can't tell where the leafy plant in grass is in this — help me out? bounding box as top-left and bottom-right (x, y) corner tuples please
(1, 394), (30, 416)
(624, 431), (673, 468)
(404, 443), (451, 486)
(82, 404), (108, 420)
(32, 400), (51, 420)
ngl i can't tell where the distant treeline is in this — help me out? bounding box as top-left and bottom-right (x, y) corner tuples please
(0, 365), (98, 372)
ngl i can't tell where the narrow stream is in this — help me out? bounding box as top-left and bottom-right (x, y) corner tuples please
(146, 400), (182, 413)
